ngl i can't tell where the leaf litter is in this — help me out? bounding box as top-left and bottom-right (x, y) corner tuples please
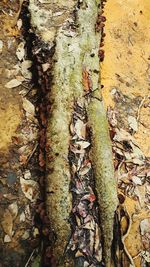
(67, 100), (102, 266)
(108, 107), (150, 266)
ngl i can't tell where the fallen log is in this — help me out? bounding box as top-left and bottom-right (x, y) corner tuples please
(29, 0), (118, 266)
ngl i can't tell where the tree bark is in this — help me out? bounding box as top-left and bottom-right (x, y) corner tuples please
(29, 0), (118, 266)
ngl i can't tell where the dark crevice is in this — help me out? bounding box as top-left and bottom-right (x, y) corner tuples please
(20, 1), (55, 266)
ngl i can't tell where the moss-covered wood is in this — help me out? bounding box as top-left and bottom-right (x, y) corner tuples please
(29, 0), (118, 266)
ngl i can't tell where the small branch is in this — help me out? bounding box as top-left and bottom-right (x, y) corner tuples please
(25, 249), (36, 267)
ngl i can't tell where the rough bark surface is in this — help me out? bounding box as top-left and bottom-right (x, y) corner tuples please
(29, 0), (118, 266)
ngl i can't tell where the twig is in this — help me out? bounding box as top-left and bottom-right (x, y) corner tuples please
(136, 96), (147, 123)
(26, 142), (38, 166)
(25, 249), (36, 267)
(122, 208), (135, 267)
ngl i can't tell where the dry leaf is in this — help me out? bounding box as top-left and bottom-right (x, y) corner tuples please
(19, 155), (28, 165)
(141, 251), (150, 263)
(128, 116), (138, 131)
(0, 40), (3, 53)
(42, 63), (50, 72)
(114, 128), (135, 143)
(16, 42), (25, 61)
(22, 230), (30, 240)
(21, 60), (32, 79)
(8, 202), (18, 220)
(15, 75), (25, 82)
(70, 144), (85, 154)
(25, 205), (31, 220)
(20, 177), (39, 202)
(20, 212), (26, 222)
(140, 218), (150, 235)
(4, 235), (11, 243)
(75, 250), (84, 257)
(24, 170), (31, 180)
(1, 209), (13, 236)
(76, 141), (90, 149)
(134, 185), (146, 208)
(5, 79), (22, 88)
(74, 119), (86, 139)
(23, 98), (35, 117)
(38, 0), (51, 3)
(132, 176), (142, 185)
(17, 19), (22, 30)
(79, 161), (91, 176)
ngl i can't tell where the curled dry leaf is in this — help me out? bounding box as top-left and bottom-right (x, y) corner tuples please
(5, 78), (22, 88)
(16, 42), (25, 61)
(20, 177), (39, 202)
(1, 209), (13, 237)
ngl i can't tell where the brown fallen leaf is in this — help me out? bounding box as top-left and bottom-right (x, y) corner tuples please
(1, 209), (13, 237)
(20, 177), (39, 202)
(19, 155), (28, 165)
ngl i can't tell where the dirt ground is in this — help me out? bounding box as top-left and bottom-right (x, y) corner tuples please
(0, 1), (44, 266)
(0, 0), (149, 266)
(101, 0), (150, 266)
